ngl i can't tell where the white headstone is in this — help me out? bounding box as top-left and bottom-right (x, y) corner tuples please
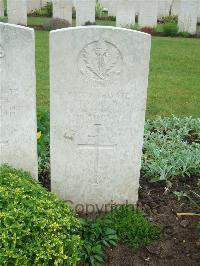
(27, 0), (41, 14)
(178, 0), (198, 34)
(0, 23), (38, 179)
(171, 0), (180, 16)
(197, 0), (200, 22)
(158, 0), (172, 18)
(116, 0), (135, 28)
(0, 0), (4, 17)
(76, 0), (95, 26)
(7, 0), (27, 26)
(108, 0), (117, 17)
(50, 26), (151, 211)
(53, 0), (72, 24)
(138, 0), (158, 27)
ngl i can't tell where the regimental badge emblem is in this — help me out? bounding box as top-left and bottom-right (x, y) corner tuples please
(0, 45), (5, 58)
(78, 39), (122, 82)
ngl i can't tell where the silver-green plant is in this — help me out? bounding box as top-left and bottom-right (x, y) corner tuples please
(142, 116), (200, 186)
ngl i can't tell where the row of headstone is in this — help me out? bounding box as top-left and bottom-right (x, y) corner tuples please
(115, 0), (199, 33)
(3, 0), (200, 32)
(0, 22), (151, 210)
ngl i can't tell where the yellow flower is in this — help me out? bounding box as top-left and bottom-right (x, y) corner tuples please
(37, 131), (42, 140)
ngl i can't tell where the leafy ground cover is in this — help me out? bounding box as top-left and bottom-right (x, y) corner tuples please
(0, 166), (81, 265)
(0, 166), (160, 266)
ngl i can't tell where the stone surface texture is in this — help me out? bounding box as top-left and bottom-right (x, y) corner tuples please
(178, 0), (198, 34)
(138, 0), (158, 27)
(53, 0), (72, 23)
(50, 26), (151, 210)
(7, 0), (27, 26)
(76, 0), (95, 26)
(0, 23), (38, 179)
(116, 0), (135, 28)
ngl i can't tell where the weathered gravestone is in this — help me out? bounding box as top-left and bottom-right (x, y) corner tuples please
(171, 0), (180, 16)
(50, 26), (151, 211)
(27, 0), (42, 14)
(7, 0), (27, 26)
(108, 0), (117, 17)
(138, 0), (158, 27)
(0, 0), (4, 17)
(158, 0), (172, 18)
(76, 0), (95, 26)
(0, 23), (38, 179)
(178, 0), (198, 34)
(116, 0), (135, 28)
(53, 0), (72, 24)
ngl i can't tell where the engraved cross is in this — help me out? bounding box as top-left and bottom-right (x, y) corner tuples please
(78, 124), (116, 184)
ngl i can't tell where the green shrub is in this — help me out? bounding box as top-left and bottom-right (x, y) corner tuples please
(163, 22), (178, 37)
(95, 0), (104, 18)
(0, 166), (81, 265)
(43, 18), (71, 31)
(163, 15), (178, 24)
(179, 31), (191, 38)
(105, 205), (160, 249)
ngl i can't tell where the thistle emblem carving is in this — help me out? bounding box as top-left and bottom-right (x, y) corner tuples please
(78, 39), (122, 82)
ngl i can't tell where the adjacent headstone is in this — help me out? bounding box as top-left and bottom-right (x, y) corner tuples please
(116, 0), (135, 28)
(108, 0), (117, 17)
(53, 0), (72, 24)
(0, 22), (38, 178)
(50, 26), (151, 211)
(27, 0), (41, 14)
(0, 0), (4, 17)
(7, 0), (27, 26)
(138, 0), (158, 27)
(171, 0), (180, 16)
(197, 0), (200, 23)
(178, 0), (198, 34)
(158, 0), (172, 18)
(76, 0), (95, 26)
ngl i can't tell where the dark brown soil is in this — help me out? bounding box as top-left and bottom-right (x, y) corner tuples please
(104, 174), (200, 266)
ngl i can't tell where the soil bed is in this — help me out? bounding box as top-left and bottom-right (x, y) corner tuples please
(104, 174), (200, 265)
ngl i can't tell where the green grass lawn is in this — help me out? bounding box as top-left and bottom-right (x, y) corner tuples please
(35, 31), (200, 118)
(1, 16), (199, 118)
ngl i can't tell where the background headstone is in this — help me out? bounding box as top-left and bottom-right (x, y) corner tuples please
(76, 0), (95, 26)
(116, 0), (135, 28)
(158, 0), (172, 18)
(53, 0), (72, 24)
(138, 0), (158, 27)
(0, 22), (38, 179)
(171, 0), (180, 16)
(7, 0), (27, 26)
(50, 26), (151, 210)
(0, 0), (4, 17)
(197, 0), (200, 23)
(178, 0), (198, 34)
(108, 0), (117, 17)
(27, 0), (41, 14)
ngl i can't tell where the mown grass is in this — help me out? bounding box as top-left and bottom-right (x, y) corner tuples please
(0, 16), (199, 118)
